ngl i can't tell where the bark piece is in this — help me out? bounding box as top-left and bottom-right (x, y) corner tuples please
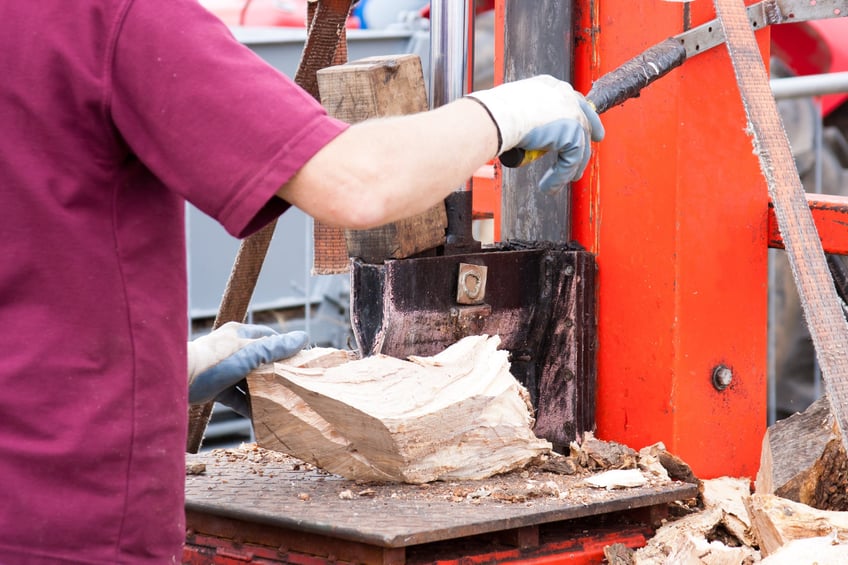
(572, 432), (638, 471)
(604, 543), (635, 565)
(248, 335), (552, 483)
(638, 442), (700, 486)
(756, 395), (848, 510)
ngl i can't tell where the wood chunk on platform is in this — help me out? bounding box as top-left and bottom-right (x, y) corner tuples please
(757, 395), (848, 511)
(248, 335), (552, 483)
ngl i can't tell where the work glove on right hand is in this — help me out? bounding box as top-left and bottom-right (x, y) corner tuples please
(466, 75), (605, 195)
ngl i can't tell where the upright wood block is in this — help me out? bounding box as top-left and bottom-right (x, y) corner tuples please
(317, 54), (447, 264)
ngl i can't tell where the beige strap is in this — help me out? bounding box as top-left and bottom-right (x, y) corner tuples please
(186, 0), (355, 453)
(714, 0), (848, 451)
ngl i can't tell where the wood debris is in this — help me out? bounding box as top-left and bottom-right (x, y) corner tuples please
(622, 396), (848, 563)
(632, 477), (760, 564)
(247, 335), (551, 483)
(584, 469), (648, 490)
(185, 461), (206, 475)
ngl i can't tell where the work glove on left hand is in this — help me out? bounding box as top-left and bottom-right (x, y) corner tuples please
(188, 322), (309, 418)
(466, 75), (605, 195)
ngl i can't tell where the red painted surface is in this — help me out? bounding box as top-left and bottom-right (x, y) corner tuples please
(768, 193), (848, 255)
(569, 0), (768, 479)
(184, 526), (651, 564)
(471, 163), (501, 240)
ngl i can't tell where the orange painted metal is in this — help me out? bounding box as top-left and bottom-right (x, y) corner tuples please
(768, 193), (848, 255)
(569, 1), (769, 479)
(471, 162), (502, 240)
(184, 523), (652, 565)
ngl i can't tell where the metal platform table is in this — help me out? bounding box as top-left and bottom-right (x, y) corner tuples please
(184, 447), (699, 564)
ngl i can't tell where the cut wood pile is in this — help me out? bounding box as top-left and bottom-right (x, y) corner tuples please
(612, 395), (848, 564)
(243, 334), (848, 562)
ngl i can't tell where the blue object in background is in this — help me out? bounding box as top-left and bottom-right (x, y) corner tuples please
(353, 0), (369, 28)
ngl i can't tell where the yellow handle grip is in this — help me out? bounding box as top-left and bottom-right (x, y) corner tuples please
(499, 148), (547, 168)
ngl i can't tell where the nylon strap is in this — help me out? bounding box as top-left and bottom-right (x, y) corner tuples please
(186, 0), (354, 453)
(714, 0), (848, 451)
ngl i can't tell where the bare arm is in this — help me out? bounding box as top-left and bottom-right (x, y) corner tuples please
(278, 97), (498, 230)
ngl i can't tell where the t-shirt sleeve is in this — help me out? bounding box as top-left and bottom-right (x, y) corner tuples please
(109, 0), (349, 238)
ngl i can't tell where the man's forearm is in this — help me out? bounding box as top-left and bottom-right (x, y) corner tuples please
(278, 97), (498, 230)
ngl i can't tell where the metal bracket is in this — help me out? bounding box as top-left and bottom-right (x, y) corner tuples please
(456, 263), (488, 305)
(677, 0), (846, 59)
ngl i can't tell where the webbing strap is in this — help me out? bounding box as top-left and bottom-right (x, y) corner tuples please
(714, 0), (848, 450)
(186, 0), (354, 453)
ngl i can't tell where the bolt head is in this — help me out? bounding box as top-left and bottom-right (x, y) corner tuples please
(712, 365), (733, 391)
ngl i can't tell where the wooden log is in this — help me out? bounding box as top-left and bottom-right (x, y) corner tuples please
(756, 395), (848, 510)
(633, 507), (759, 565)
(633, 477), (760, 564)
(701, 476), (756, 548)
(745, 493), (848, 557)
(247, 335), (552, 483)
(316, 54), (447, 264)
(760, 535), (848, 564)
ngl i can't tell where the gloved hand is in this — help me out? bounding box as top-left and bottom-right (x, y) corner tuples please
(187, 322), (309, 417)
(466, 75), (605, 194)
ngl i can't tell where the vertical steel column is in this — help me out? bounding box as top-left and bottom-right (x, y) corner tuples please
(430, 0), (479, 250)
(429, 0), (472, 109)
(499, 0), (574, 242)
(570, 0), (768, 478)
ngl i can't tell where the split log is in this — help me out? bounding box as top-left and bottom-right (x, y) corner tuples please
(745, 493), (848, 557)
(756, 395), (848, 510)
(247, 335), (552, 483)
(701, 476), (756, 548)
(760, 535), (848, 564)
(633, 477), (760, 564)
(633, 506), (760, 565)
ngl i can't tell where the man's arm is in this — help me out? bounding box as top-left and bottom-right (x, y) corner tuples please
(279, 98), (496, 229)
(278, 75), (605, 230)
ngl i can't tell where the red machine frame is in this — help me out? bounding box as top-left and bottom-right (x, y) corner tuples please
(487, 0), (769, 480)
(481, 0), (848, 480)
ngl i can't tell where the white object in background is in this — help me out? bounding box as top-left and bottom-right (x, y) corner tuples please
(362, 0), (428, 29)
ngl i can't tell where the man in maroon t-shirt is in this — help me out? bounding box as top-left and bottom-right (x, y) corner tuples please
(0, 1), (602, 562)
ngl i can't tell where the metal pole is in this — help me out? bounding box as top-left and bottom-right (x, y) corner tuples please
(430, 0), (479, 250)
(771, 71), (848, 100)
(428, 0), (471, 109)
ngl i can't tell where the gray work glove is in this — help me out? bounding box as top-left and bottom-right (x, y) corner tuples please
(187, 322), (308, 417)
(467, 75), (605, 194)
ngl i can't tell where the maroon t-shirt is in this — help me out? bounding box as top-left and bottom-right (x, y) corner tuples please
(0, 1), (347, 562)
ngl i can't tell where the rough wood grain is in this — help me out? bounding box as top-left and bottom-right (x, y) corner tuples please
(248, 335), (551, 483)
(701, 476), (755, 547)
(317, 54), (447, 263)
(715, 0), (848, 461)
(757, 395), (848, 511)
(634, 477), (760, 564)
(633, 506), (759, 565)
(745, 493), (848, 557)
(760, 536), (848, 564)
